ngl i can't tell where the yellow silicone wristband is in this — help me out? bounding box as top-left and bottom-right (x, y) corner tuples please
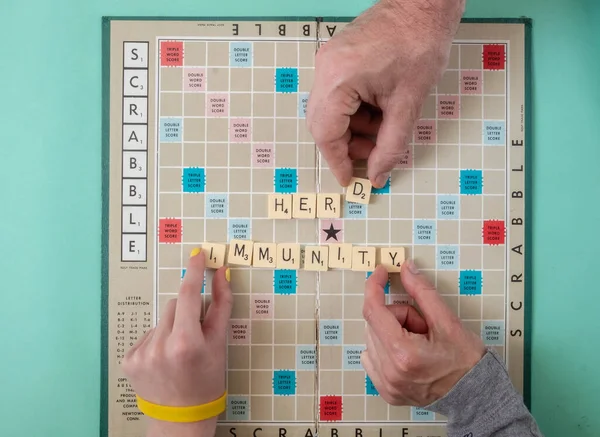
(136, 392), (227, 423)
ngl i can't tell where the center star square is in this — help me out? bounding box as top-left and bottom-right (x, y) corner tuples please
(322, 223), (342, 241)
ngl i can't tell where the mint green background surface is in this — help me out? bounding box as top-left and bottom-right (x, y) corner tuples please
(1, 0), (599, 436)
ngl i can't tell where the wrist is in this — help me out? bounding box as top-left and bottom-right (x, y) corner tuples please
(146, 417), (217, 437)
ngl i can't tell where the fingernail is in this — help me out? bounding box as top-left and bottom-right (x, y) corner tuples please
(406, 259), (420, 274)
(225, 268), (231, 282)
(190, 248), (201, 257)
(375, 172), (389, 188)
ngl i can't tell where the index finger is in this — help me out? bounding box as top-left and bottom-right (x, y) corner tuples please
(362, 266), (408, 348)
(306, 85), (354, 187)
(306, 50), (362, 187)
(174, 248), (205, 333)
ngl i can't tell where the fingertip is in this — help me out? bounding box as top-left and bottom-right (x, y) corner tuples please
(188, 248), (206, 267)
(367, 158), (395, 188)
(400, 260), (419, 289)
(400, 259), (419, 276)
(370, 265), (389, 285)
(371, 172), (390, 189)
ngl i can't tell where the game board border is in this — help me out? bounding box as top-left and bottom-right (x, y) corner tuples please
(100, 15), (532, 437)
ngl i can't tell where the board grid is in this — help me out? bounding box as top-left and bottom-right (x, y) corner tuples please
(102, 17), (531, 437)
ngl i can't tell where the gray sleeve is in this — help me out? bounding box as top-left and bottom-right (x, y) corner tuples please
(425, 349), (543, 437)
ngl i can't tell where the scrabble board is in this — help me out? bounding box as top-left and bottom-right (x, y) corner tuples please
(101, 17), (531, 437)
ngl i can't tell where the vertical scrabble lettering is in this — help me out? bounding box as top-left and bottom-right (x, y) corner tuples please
(227, 239), (253, 266)
(317, 193), (341, 218)
(268, 194), (292, 219)
(121, 41), (149, 262)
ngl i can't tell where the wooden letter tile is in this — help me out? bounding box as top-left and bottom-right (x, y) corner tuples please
(276, 243), (301, 270)
(345, 177), (372, 204)
(227, 239), (254, 266)
(201, 243), (227, 269)
(327, 243), (353, 269)
(253, 243), (277, 268)
(268, 194), (292, 219)
(304, 246), (329, 271)
(351, 246), (376, 271)
(379, 247), (405, 273)
(292, 193), (316, 219)
(317, 193), (342, 218)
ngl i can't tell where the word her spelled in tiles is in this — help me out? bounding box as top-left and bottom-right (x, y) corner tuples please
(197, 240), (405, 273)
(267, 178), (372, 219)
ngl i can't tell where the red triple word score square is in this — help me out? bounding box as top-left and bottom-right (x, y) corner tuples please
(159, 218), (182, 243)
(319, 396), (342, 421)
(161, 41), (184, 66)
(483, 220), (506, 245)
(483, 44), (506, 70)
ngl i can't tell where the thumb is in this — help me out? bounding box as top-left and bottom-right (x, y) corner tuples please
(367, 96), (418, 188)
(203, 267), (234, 339)
(400, 259), (459, 332)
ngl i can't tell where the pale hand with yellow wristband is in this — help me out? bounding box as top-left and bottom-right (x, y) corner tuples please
(121, 248), (233, 436)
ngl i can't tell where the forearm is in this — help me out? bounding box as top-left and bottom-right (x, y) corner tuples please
(146, 418), (217, 437)
(426, 350), (543, 437)
(370, 0), (465, 53)
(383, 0), (466, 23)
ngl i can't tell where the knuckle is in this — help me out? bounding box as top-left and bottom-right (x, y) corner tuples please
(381, 362), (400, 385)
(145, 344), (163, 368)
(393, 352), (419, 374)
(384, 380), (403, 400)
(374, 146), (407, 167)
(168, 335), (201, 363)
(179, 282), (199, 297)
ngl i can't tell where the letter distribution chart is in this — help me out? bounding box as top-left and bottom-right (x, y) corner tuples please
(102, 17), (531, 437)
